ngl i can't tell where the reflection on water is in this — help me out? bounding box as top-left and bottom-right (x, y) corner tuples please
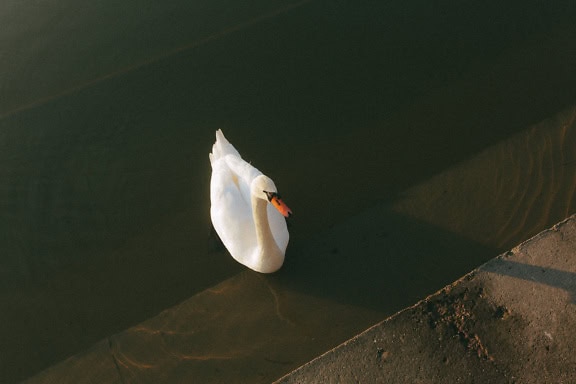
(31, 271), (381, 383)
(2, 0), (576, 383)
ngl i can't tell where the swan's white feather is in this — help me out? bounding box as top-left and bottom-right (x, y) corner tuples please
(209, 129), (289, 272)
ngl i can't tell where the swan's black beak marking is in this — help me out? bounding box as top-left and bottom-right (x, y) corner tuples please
(264, 191), (280, 201)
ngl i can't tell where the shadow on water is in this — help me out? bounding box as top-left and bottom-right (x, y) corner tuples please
(1, 0), (576, 382)
(276, 206), (499, 311)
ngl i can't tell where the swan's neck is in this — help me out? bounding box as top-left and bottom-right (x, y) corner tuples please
(251, 194), (284, 273)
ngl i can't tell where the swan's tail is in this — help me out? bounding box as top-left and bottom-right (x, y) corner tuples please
(209, 129), (240, 165)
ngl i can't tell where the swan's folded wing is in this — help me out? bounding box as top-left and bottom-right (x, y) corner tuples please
(224, 154), (262, 194)
(210, 158), (257, 261)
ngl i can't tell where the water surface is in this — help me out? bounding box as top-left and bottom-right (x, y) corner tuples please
(1, 0), (575, 382)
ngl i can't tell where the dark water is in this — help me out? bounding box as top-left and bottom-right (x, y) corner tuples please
(1, 0), (575, 382)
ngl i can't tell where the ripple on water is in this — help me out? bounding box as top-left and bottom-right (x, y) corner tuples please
(391, 105), (576, 251)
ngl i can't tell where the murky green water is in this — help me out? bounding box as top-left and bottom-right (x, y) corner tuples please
(1, 1), (575, 382)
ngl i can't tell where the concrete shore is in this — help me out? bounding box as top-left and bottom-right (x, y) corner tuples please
(276, 214), (576, 383)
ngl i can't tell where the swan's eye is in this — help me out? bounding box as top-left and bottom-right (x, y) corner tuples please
(264, 191), (277, 202)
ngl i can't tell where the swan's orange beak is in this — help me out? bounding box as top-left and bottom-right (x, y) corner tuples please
(265, 191), (292, 218)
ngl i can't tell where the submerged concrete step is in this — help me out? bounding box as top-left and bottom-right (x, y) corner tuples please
(24, 215), (576, 383)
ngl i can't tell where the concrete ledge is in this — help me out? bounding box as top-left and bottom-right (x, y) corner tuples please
(275, 214), (576, 383)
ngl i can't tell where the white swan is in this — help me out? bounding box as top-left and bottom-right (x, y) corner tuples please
(209, 129), (292, 273)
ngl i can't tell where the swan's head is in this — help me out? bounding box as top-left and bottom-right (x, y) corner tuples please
(251, 175), (292, 218)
